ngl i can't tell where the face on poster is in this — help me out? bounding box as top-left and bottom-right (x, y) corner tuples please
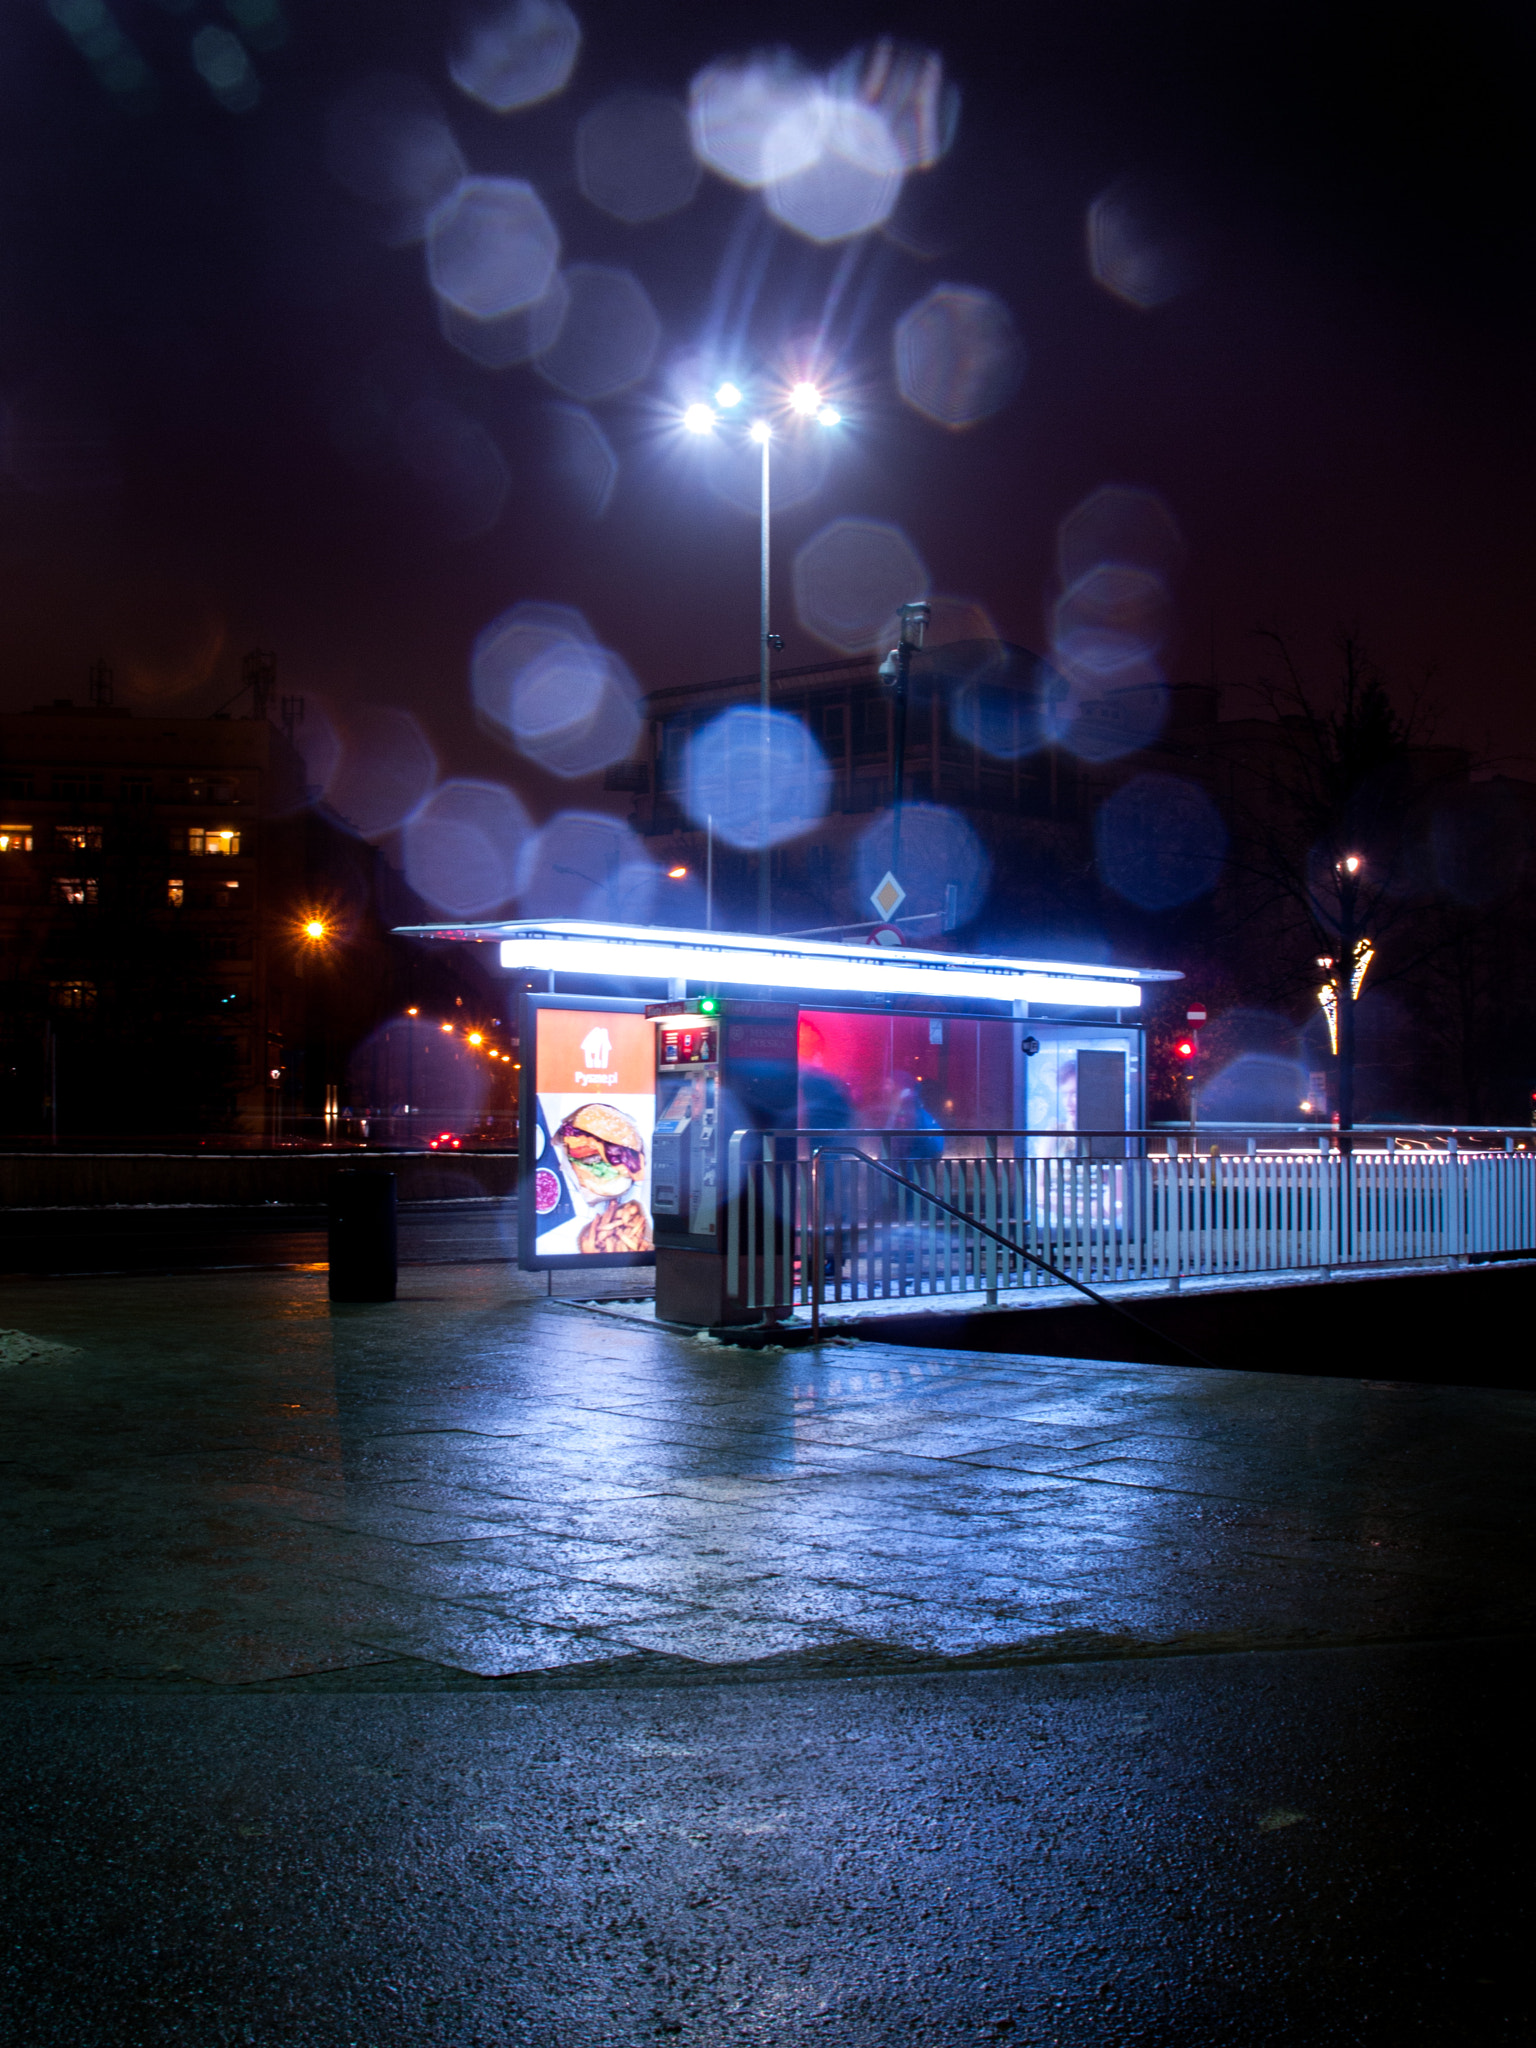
(530, 1007), (655, 1261)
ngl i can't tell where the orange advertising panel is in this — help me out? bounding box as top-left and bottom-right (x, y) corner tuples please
(523, 1001), (656, 1268)
(535, 1009), (655, 1096)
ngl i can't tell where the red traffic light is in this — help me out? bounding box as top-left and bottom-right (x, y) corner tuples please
(1175, 1039), (1197, 1061)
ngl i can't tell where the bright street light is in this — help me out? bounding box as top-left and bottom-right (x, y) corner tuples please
(303, 919), (326, 940)
(682, 371), (845, 932)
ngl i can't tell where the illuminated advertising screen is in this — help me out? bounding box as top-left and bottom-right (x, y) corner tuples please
(518, 996), (656, 1270)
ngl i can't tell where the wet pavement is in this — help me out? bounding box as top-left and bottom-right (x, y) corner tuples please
(3, 1642), (1528, 2046)
(0, 1263), (1530, 2042)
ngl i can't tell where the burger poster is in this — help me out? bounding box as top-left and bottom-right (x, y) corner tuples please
(526, 1004), (656, 1265)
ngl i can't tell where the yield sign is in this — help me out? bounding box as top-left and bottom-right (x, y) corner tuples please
(870, 870), (907, 922)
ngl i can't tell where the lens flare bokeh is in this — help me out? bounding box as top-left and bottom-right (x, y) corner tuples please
(1094, 772), (1228, 909)
(402, 778), (530, 917)
(1056, 483), (1186, 589)
(829, 39), (957, 171)
(469, 601), (640, 778)
(793, 517), (929, 654)
(438, 271), (568, 369)
(577, 91), (699, 223)
(688, 51), (814, 189)
(396, 396), (509, 539)
(763, 93), (904, 243)
(516, 810), (657, 920)
(425, 176), (560, 321)
(854, 803), (989, 926)
(940, 642), (1062, 761)
(683, 707), (832, 851)
(448, 0), (581, 113)
(893, 284), (1024, 428)
(1050, 485), (1185, 761)
(532, 264), (660, 402)
(545, 402), (618, 517)
(1051, 564), (1171, 689)
(1087, 180), (1196, 311)
(324, 706), (437, 840)
(325, 74), (466, 244)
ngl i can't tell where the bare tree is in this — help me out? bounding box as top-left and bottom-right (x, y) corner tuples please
(1218, 632), (1448, 1132)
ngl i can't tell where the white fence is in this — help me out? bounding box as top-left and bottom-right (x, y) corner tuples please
(723, 1129), (1536, 1321)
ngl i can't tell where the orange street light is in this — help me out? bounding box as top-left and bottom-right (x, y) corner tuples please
(467, 1031), (484, 1046)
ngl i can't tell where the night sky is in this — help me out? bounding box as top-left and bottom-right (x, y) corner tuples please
(2, 0), (1533, 832)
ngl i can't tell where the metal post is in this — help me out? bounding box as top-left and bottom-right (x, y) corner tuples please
(757, 431), (771, 935)
(705, 812), (714, 932)
(45, 1020), (57, 1147)
(1189, 1028), (1199, 1153)
(885, 602), (928, 878)
(811, 1147), (824, 1339)
(890, 639), (909, 875)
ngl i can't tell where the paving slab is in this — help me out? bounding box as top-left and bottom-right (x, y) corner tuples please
(0, 1262), (1530, 1689)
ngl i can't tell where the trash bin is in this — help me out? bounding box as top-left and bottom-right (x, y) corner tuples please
(328, 1170), (397, 1302)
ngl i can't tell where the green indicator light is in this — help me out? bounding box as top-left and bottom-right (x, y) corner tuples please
(699, 997), (718, 1014)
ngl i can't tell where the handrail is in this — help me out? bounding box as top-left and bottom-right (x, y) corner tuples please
(808, 1144), (1218, 1371)
(756, 1125), (1534, 1142)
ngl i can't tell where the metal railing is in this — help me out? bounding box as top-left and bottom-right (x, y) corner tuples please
(723, 1127), (1536, 1321)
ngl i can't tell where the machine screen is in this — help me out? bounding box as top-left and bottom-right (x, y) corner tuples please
(660, 1025), (717, 1066)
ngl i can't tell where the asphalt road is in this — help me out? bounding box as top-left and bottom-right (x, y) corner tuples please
(0, 1200), (517, 1276)
(0, 1640), (1526, 2047)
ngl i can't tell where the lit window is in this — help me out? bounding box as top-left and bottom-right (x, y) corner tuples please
(49, 980), (96, 1010)
(168, 878), (184, 907)
(186, 828), (204, 855)
(52, 877), (97, 906)
(56, 824), (103, 851)
(204, 828), (240, 856)
(0, 825), (33, 853)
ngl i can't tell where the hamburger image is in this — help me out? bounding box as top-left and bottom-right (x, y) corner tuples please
(553, 1103), (653, 1254)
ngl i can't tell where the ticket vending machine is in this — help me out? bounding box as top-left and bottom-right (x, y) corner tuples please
(649, 1000), (797, 1327)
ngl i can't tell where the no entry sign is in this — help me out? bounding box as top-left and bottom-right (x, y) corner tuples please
(1186, 1004), (1207, 1023)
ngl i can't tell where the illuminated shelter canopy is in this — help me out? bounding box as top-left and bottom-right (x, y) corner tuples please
(392, 918), (1180, 1011)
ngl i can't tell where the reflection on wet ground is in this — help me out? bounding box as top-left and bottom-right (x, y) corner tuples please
(0, 1264), (1530, 1690)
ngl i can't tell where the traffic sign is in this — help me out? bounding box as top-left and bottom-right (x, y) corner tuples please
(869, 870), (907, 921)
(1186, 1004), (1207, 1023)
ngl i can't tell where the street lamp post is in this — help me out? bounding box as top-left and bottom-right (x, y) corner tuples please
(1334, 853), (1364, 1143)
(684, 379), (841, 933)
(879, 600), (931, 877)
(751, 417), (774, 932)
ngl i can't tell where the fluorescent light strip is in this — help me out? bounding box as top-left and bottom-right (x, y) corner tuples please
(493, 933), (1140, 1008)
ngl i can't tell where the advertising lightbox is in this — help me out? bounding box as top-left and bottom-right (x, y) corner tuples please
(518, 995), (656, 1271)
